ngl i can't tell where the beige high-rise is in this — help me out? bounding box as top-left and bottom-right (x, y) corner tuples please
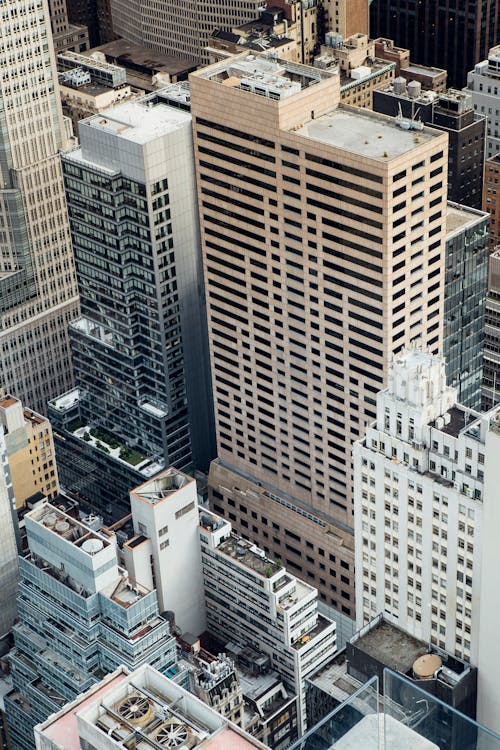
(0, 0), (79, 414)
(190, 53), (448, 618)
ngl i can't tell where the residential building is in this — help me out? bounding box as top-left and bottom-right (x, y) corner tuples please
(34, 664), (268, 750)
(483, 154), (500, 250)
(443, 204), (488, 410)
(467, 45), (500, 159)
(373, 84), (486, 208)
(0, 426), (19, 646)
(353, 349), (490, 665)
(125, 469), (206, 637)
(57, 52), (139, 135)
(190, 51), (448, 617)
(314, 33), (396, 108)
(482, 248), (500, 409)
(370, 0), (500, 88)
(48, 0), (90, 54)
(322, 0), (369, 40)
(0, 394), (59, 510)
(4, 502), (177, 750)
(50, 90), (214, 520)
(0, 0), (80, 414)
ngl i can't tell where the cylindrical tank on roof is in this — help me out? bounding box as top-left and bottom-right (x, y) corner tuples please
(407, 80), (422, 99)
(393, 76), (407, 95)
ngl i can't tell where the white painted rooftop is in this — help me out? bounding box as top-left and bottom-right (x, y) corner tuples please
(85, 100), (191, 144)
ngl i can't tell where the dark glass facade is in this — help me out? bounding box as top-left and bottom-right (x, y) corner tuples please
(444, 206), (489, 409)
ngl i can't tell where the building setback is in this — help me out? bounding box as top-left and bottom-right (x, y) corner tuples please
(370, 0), (500, 88)
(0, 0), (80, 414)
(50, 90), (214, 520)
(353, 350), (490, 666)
(483, 154), (500, 250)
(189, 51), (448, 619)
(5, 503), (177, 750)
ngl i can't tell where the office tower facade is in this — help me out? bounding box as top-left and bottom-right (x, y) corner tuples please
(373, 84), (486, 209)
(190, 52), (448, 616)
(482, 248), (500, 409)
(0, 0), (80, 415)
(47, 0), (89, 54)
(66, 0), (116, 47)
(370, 0), (500, 88)
(34, 665), (268, 750)
(443, 204), (488, 409)
(125, 469), (206, 636)
(0, 426), (19, 644)
(353, 350), (489, 665)
(5, 502), (177, 750)
(467, 45), (500, 159)
(50, 91), (214, 520)
(0, 394), (60, 510)
(483, 154), (500, 250)
(199, 509), (336, 734)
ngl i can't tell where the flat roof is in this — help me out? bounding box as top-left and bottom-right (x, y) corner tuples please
(90, 39), (196, 75)
(38, 671), (128, 750)
(202, 726), (264, 749)
(446, 203), (488, 236)
(335, 713), (439, 750)
(296, 107), (438, 159)
(85, 99), (191, 144)
(402, 63), (446, 78)
(351, 619), (426, 675)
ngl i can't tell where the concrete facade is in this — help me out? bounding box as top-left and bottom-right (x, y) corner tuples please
(190, 52), (448, 617)
(0, 0), (80, 414)
(467, 45), (500, 159)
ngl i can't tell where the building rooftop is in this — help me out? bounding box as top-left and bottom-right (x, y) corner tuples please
(28, 503), (112, 553)
(84, 99), (191, 144)
(48, 387), (80, 413)
(430, 405), (473, 437)
(296, 106), (438, 159)
(131, 468), (194, 505)
(350, 618), (426, 675)
(217, 534), (280, 578)
(72, 664), (265, 750)
(446, 202), (488, 237)
(36, 669), (130, 750)
(334, 713), (439, 750)
(197, 52), (334, 95)
(402, 63), (446, 78)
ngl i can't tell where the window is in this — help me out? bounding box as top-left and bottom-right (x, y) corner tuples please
(175, 501), (195, 519)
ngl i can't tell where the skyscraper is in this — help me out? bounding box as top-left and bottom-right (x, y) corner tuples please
(0, 425), (19, 645)
(190, 53), (448, 618)
(0, 0), (79, 415)
(370, 0), (500, 88)
(51, 89), (214, 520)
(467, 45), (500, 160)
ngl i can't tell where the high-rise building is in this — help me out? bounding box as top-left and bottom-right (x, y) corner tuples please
(0, 0), (80, 414)
(370, 0), (500, 88)
(50, 89), (214, 520)
(467, 45), (500, 160)
(483, 154), (500, 250)
(34, 664), (269, 750)
(199, 509), (336, 734)
(0, 426), (19, 645)
(443, 203), (488, 410)
(47, 0), (90, 54)
(5, 501), (177, 750)
(482, 248), (500, 409)
(0, 394), (60, 510)
(66, 0), (116, 47)
(190, 52), (448, 618)
(353, 349), (491, 665)
(373, 84), (486, 209)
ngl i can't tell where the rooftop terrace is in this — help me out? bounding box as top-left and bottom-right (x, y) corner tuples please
(296, 106), (438, 159)
(218, 535), (280, 578)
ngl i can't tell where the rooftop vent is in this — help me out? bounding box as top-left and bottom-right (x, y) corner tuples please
(116, 693), (153, 724)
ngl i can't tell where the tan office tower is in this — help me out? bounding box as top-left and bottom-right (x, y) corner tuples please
(190, 53), (447, 621)
(0, 0), (79, 414)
